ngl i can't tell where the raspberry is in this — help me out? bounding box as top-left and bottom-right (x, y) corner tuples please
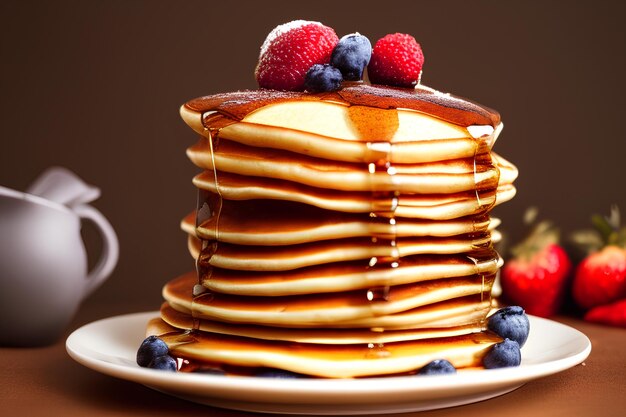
(255, 21), (339, 91)
(368, 33), (424, 88)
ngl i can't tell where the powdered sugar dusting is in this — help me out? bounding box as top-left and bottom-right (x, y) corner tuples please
(416, 84), (463, 104)
(259, 20), (323, 58)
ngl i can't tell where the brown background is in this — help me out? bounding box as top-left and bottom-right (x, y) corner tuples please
(1, 1), (625, 317)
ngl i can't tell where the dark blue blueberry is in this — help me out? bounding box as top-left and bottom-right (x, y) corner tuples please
(255, 368), (308, 379)
(304, 64), (343, 92)
(483, 339), (521, 369)
(418, 359), (457, 375)
(148, 354), (178, 372)
(330, 33), (372, 81)
(137, 335), (169, 367)
(487, 306), (530, 347)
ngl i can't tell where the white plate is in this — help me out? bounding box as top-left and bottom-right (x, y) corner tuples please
(66, 312), (591, 415)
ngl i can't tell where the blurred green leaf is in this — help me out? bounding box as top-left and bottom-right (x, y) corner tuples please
(570, 229), (604, 254)
(592, 214), (614, 243)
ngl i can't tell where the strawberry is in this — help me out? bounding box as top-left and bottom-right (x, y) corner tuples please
(367, 33), (424, 88)
(573, 246), (626, 310)
(584, 298), (626, 328)
(501, 209), (572, 317)
(571, 206), (626, 310)
(255, 20), (339, 91)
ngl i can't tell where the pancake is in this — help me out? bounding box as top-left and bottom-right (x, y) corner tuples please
(160, 302), (488, 344)
(159, 298), (493, 340)
(181, 213), (501, 259)
(148, 317), (501, 378)
(163, 272), (495, 327)
(189, 235), (497, 272)
(184, 200), (494, 246)
(182, 212), (503, 248)
(187, 138), (500, 194)
(190, 158), (516, 219)
(180, 84), (502, 164)
(145, 82), (516, 377)
(183, 84), (500, 128)
(204, 255), (500, 295)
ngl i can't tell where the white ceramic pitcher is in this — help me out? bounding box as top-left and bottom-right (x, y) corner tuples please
(0, 167), (119, 346)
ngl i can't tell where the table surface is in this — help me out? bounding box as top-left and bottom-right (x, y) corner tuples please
(2, 302), (625, 417)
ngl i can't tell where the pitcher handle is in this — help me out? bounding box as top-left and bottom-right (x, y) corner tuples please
(72, 204), (119, 297)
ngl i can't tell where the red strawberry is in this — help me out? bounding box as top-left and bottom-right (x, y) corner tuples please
(571, 206), (626, 310)
(501, 212), (572, 317)
(368, 33), (424, 88)
(584, 298), (626, 328)
(572, 246), (626, 309)
(255, 20), (338, 91)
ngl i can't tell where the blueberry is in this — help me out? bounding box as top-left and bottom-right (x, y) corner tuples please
(148, 355), (178, 371)
(255, 368), (307, 378)
(137, 335), (169, 367)
(418, 359), (457, 375)
(304, 64), (343, 92)
(330, 33), (372, 81)
(487, 306), (530, 347)
(483, 339), (521, 369)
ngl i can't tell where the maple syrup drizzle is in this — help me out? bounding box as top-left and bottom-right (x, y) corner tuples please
(465, 131), (500, 325)
(191, 124), (224, 336)
(471, 135), (499, 213)
(357, 106), (402, 359)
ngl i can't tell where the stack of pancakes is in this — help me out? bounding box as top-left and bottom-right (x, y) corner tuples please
(147, 84), (518, 378)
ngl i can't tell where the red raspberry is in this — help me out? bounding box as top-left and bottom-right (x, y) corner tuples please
(255, 21), (339, 91)
(368, 33), (424, 88)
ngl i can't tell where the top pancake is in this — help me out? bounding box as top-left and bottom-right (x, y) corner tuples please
(181, 84), (503, 168)
(183, 84), (501, 130)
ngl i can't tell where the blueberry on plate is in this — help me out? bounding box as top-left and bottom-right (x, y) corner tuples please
(418, 359), (457, 375)
(330, 33), (372, 81)
(487, 306), (530, 347)
(255, 368), (308, 378)
(148, 354), (178, 371)
(136, 335), (169, 367)
(483, 338), (522, 369)
(304, 64), (343, 92)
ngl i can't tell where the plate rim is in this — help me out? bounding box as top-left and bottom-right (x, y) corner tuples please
(66, 311), (591, 410)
